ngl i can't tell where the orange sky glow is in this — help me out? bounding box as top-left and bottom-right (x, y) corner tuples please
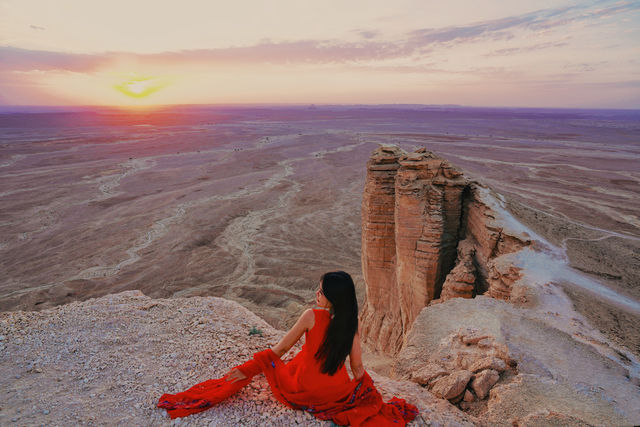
(0, 0), (638, 108)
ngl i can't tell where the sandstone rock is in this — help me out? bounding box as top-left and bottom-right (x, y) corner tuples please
(411, 363), (449, 386)
(454, 185), (531, 296)
(369, 370), (476, 426)
(449, 391), (465, 404)
(360, 146), (469, 353)
(459, 401), (473, 411)
(359, 145), (404, 354)
(398, 324), (514, 382)
(463, 390), (475, 403)
(471, 369), (500, 399)
(357, 147), (640, 425)
(440, 254), (476, 301)
(394, 150), (467, 337)
(469, 356), (507, 373)
(0, 290), (481, 427)
(397, 295), (639, 424)
(453, 351), (476, 370)
(430, 370), (472, 400)
(486, 258), (523, 301)
(477, 338), (493, 348)
(359, 146), (530, 355)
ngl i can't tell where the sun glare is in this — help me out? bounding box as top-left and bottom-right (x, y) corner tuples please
(114, 75), (170, 99)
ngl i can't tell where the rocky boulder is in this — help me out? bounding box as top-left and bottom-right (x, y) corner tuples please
(430, 370), (473, 401)
(470, 369), (500, 399)
(402, 326), (513, 406)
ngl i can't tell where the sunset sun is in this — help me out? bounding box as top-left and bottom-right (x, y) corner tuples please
(114, 76), (169, 99)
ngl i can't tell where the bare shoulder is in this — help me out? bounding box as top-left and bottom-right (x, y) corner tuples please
(300, 308), (315, 330)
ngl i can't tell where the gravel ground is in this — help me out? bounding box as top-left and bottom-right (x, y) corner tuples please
(0, 291), (472, 426)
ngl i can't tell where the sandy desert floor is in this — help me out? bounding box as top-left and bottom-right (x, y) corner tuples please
(1, 105), (638, 354)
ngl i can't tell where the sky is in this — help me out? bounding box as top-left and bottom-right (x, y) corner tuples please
(0, 0), (638, 108)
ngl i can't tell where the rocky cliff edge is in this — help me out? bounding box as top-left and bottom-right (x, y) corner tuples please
(0, 291), (475, 426)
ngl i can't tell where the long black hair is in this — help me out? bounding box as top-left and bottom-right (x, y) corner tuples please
(315, 271), (359, 375)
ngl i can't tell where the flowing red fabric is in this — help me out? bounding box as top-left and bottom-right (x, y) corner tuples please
(158, 309), (418, 426)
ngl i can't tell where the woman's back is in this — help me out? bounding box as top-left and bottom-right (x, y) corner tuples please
(285, 308), (351, 391)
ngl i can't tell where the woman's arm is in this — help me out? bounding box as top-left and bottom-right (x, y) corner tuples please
(226, 309), (314, 383)
(271, 308), (314, 358)
(349, 326), (365, 381)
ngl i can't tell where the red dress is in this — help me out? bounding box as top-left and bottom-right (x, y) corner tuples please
(272, 308), (353, 397)
(158, 309), (418, 426)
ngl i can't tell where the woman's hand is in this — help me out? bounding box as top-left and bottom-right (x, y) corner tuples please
(225, 368), (247, 384)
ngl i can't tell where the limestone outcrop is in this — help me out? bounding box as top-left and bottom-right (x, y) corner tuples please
(360, 146), (530, 354)
(395, 297), (639, 424)
(404, 328), (514, 405)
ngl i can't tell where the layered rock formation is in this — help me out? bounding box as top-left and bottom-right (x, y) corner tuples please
(393, 149), (467, 336)
(439, 254), (476, 301)
(360, 146), (530, 354)
(360, 146), (404, 353)
(359, 146), (640, 424)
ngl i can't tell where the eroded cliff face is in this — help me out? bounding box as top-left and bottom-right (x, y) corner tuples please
(394, 149), (467, 335)
(360, 146), (530, 354)
(360, 146), (404, 353)
(359, 146), (640, 425)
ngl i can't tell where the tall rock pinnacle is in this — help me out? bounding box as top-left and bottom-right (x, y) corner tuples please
(394, 148), (467, 335)
(360, 146), (404, 353)
(360, 146), (528, 355)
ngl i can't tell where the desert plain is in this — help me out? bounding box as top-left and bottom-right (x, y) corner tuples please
(0, 105), (638, 354)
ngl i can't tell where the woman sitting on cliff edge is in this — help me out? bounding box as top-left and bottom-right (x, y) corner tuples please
(158, 271), (418, 426)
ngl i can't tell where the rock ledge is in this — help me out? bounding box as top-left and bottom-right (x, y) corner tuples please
(0, 290), (473, 426)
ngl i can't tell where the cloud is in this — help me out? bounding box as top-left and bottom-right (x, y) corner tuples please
(589, 1), (640, 19)
(406, 0), (639, 49)
(0, 40), (406, 72)
(562, 61), (609, 72)
(0, 46), (106, 72)
(1, 0), (637, 73)
(406, 13), (538, 46)
(164, 39), (403, 64)
(484, 41), (570, 57)
(29, 25), (46, 31)
(352, 29), (380, 40)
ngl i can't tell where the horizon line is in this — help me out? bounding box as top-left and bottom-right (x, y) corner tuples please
(1, 102), (639, 113)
